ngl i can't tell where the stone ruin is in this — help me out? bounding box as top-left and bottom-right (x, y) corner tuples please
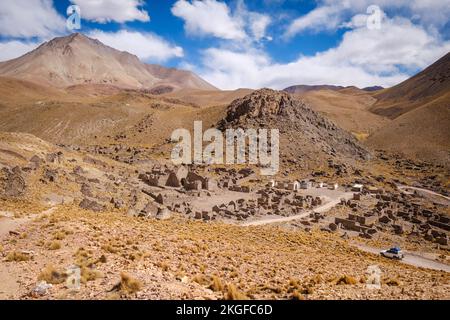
(139, 166), (217, 192)
(338, 189), (449, 245)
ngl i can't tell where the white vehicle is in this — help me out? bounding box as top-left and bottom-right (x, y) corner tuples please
(380, 247), (404, 260)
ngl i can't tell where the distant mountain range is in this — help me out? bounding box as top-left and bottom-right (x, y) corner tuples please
(0, 33), (217, 92)
(283, 84), (383, 94)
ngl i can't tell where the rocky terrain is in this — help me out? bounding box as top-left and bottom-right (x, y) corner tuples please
(218, 89), (370, 174)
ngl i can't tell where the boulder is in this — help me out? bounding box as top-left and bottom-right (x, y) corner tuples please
(79, 198), (104, 212)
(1, 167), (26, 197)
(156, 208), (171, 220)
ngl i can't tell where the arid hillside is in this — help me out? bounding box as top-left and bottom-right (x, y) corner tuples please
(365, 52), (450, 165)
(370, 52), (450, 119)
(290, 88), (389, 137)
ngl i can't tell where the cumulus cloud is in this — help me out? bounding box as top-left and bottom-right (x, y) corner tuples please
(0, 41), (40, 62)
(199, 16), (450, 90)
(171, 0), (246, 40)
(0, 0), (65, 38)
(286, 0), (450, 37)
(88, 30), (184, 62)
(286, 5), (342, 36)
(248, 13), (272, 41)
(171, 0), (271, 42)
(70, 0), (150, 23)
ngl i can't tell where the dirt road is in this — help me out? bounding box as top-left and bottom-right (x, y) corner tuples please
(397, 185), (450, 202)
(241, 192), (353, 227)
(355, 244), (450, 272)
(0, 207), (56, 239)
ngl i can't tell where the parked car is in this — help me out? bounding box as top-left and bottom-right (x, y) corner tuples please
(380, 247), (404, 260)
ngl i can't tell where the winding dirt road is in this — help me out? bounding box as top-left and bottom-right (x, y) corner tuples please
(241, 192), (353, 227)
(397, 185), (450, 202)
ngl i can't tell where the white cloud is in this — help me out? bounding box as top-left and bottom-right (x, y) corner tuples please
(88, 30), (184, 62)
(286, 5), (342, 36)
(285, 0), (450, 38)
(248, 13), (272, 41)
(171, 0), (246, 40)
(0, 41), (40, 62)
(199, 16), (450, 90)
(70, 0), (150, 23)
(171, 0), (272, 42)
(0, 0), (65, 38)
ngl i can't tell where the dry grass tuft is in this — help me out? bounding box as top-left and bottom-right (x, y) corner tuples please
(117, 272), (143, 294)
(5, 251), (31, 262)
(336, 275), (357, 285)
(385, 278), (401, 286)
(209, 276), (224, 292)
(38, 265), (67, 284)
(192, 274), (210, 286)
(79, 266), (102, 283)
(47, 241), (61, 250)
(157, 261), (170, 272)
(224, 284), (248, 300)
(53, 231), (66, 240)
(291, 290), (304, 300)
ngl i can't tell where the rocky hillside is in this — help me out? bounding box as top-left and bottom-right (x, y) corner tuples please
(218, 89), (370, 174)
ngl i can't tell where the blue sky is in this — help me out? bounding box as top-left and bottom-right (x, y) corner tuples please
(0, 0), (449, 89)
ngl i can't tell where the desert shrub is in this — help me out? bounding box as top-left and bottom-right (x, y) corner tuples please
(336, 275), (357, 285)
(301, 285), (314, 294)
(291, 290), (304, 300)
(38, 265), (67, 284)
(117, 272), (143, 294)
(209, 276), (224, 292)
(6, 251), (31, 262)
(224, 284), (248, 300)
(385, 278), (401, 286)
(192, 274), (209, 286)
(80, 266), (102, 283)
(102, 244), (119, 254)
(48, 241), (61, 250)
(157, 261), (169, 272)
(53, 232), (66, 240)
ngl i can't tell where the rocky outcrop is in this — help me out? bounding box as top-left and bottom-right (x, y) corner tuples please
(218, 89), (370, 169)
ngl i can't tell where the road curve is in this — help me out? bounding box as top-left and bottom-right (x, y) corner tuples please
(397, 185), (450, 201)
(241, 192), (353, 227)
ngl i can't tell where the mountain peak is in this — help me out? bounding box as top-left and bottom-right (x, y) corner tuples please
(0, 34), (217, 91)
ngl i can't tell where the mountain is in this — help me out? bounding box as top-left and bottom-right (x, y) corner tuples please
(362, 86), (384, 92)
(218, 89), (370, 172)
(288, 88), (389, 137)
(283, 84), (346, 94)
(370, 52), (450, 119)
(0, 33), (217, 91)
(366, 52), (450, 165)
